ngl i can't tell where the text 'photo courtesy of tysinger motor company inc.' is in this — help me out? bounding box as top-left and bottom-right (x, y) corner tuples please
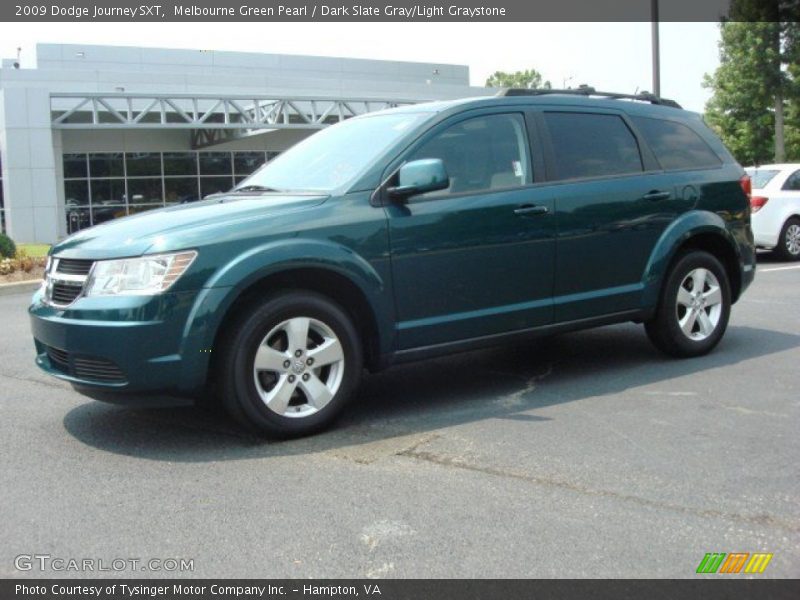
(0, 0), (798, 598)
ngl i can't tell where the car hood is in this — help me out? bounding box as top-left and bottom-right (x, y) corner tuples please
(53, 193), (328, 259)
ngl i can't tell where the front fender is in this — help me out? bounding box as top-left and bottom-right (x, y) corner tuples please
(205, 238), (385, 294)
(177, 239), (393, 390)
(641, 210), (741, 308)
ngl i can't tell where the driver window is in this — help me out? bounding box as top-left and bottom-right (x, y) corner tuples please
(407, 113), (532, 199)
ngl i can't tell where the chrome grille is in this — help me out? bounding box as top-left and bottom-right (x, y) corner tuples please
(56, 259), (94, 275)
(50, 281), (83, 305)
(45, 257), (94, 307)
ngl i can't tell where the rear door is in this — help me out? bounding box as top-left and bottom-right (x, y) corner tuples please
(538, 109), (685, 321)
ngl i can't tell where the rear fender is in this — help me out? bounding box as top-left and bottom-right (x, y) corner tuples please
(641, 210), (740, 308)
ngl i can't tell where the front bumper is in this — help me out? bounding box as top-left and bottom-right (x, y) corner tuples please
(29, 286), (230, 396)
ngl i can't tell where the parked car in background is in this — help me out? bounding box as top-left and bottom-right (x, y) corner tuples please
(30, 89), (756, 437)
(745, 164), (800, 260)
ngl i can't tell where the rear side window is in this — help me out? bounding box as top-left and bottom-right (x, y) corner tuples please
(782, 170), (800, 191)
(746, 169), (780, 189)
(632, 116), (722, 170)
(544, 112), (643, 180)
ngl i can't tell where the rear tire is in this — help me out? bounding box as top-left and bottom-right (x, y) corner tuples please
(218, 291), (362, 437)
(775, 217), (800, 261)
(645, 251), (731, 358)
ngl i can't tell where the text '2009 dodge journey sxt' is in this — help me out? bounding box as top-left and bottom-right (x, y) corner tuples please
(29, 89), (756, 436)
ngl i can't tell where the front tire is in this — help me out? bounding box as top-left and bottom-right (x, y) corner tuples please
(775, 217), (800, 261)
(218, 291), (363, 437)
(645, 251), (731, 358)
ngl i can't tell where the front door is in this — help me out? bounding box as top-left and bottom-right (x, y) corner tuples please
(385, 111), (556, 349)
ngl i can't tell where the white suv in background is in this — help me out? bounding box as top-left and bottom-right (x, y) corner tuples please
(746, 164), (800, 260)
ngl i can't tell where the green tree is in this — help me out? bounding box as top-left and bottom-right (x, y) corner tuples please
(703, 2), (799, 164)
(485, 68), (551, 90)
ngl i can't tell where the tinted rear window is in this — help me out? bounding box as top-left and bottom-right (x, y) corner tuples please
(745, 169), (780, 189)
(544, 112), (643, 180)
(632, 116), (722, 170)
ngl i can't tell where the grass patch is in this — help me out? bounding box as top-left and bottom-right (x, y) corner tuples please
(18, 244), (50, 258)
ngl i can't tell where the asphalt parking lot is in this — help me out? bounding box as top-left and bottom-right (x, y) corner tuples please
(1, 256), (799, 579)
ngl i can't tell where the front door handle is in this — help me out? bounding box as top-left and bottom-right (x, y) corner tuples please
(642, 190), (672, 201)
(514, 204), (549, 216)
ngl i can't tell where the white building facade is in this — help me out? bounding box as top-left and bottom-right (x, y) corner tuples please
(0, 44), (481, 243)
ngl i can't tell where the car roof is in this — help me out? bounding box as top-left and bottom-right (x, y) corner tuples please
(375, 93), (696, 119)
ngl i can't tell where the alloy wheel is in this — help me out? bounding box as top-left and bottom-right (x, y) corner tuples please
(675, 268), (723, 341)
(252, 317), (345, 418)
(785, 223), (800, 256)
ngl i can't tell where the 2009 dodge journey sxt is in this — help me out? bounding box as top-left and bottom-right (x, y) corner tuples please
(29, 88), (756, 436)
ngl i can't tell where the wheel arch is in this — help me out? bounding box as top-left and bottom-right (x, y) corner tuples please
(179, 239), (395, 401)
(643, 211), (744, 308)
(212, 266), (385, 372)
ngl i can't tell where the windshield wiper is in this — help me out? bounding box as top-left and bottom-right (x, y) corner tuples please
(233, 185), (284, 193)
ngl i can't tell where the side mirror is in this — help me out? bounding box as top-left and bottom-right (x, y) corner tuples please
(388, 159), (449, 200)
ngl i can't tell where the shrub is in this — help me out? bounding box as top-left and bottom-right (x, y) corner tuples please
(0, 258), (14, 275)
(0, 233), (15, 259)
(19, 256), (34, 272)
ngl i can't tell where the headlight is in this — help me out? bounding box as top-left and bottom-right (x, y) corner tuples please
(84, 251), (197, 297)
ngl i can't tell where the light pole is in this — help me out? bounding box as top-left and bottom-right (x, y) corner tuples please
(651, 0), (661, 97)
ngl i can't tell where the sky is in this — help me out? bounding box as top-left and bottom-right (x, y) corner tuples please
(0, 22), (721, 112)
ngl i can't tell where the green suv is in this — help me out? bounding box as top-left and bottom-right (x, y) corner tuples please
(29, 89), (756, 436)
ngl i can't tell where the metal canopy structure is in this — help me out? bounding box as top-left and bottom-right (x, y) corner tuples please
(50, 92), (418, 149)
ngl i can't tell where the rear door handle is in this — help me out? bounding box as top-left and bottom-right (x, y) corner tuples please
(514, 204), (549, 216)
(642, 190), (671, 201)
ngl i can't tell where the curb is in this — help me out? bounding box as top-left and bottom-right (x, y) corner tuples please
(0, 280), (40, 297)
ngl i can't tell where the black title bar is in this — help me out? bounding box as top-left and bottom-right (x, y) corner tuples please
(3, 579), (800, 600)
(2, 0), (780, 23)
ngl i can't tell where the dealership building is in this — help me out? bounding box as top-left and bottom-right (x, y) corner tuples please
(0, 44), (481, 243)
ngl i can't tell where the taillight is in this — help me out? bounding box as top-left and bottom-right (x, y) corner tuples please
(740, 174), (752, 198)
(750, 196), (768, 212)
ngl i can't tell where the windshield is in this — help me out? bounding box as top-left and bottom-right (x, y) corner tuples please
(238, 112), (429, 193)
(745, 168), (780, 190)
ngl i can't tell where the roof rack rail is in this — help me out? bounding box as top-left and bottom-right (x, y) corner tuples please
(496, 85), (682, 109)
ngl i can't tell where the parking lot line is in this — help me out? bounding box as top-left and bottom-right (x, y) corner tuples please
(759, 265), (800, 272)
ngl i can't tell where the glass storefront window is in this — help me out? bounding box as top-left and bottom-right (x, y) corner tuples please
(89, 153), (124, 178)
(164, 152), (198, 176)
(63, 151), (280, 232)
(90, 179), (127, 204)
(199, 152), (232, 176)
(63, 154), (88, 179)
(66, 208), (91, 234)
(165, 177), (199, 204)
(91, 205), (127, 225)
(126, 153), (162, 177)
(200, 176), (234, 198)
(128, 178), (163, 205)
(234, 152), (267, 176)
(64, 180), (90, 207)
